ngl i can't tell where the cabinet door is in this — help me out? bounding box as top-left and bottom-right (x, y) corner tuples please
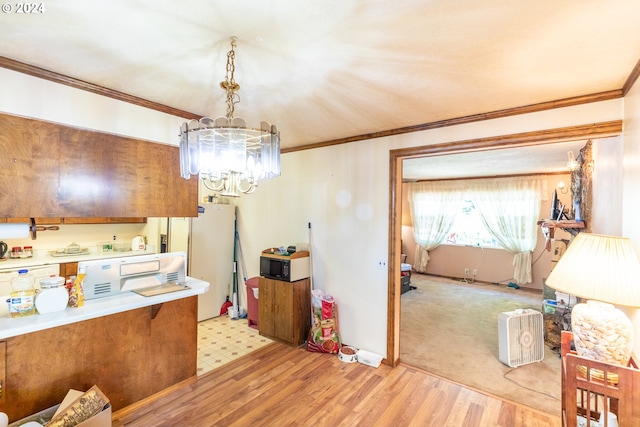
(59, 262), (78, 280)
(0, 112), (198, 218)
(258, 277), (309, 345)
(258, 278), (276, 338)
(61, 218), (146, 224)
(273, 280), (294, 343)
(0, 115), (58, 217)
(292, 279), (311, 346)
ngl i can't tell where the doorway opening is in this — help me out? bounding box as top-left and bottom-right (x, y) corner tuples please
(386, 120), (622, 365)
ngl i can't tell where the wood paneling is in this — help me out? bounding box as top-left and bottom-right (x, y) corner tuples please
(112, 342), (561, 427)
(6, 217), (61, 224)
(4, 217), (146, 224)
(623, 57), (640, 96)
(61, 217), (146, 224)
(59, 262), (78, 280)
(0, 296), (198, 423)
(0, 112), (198, 218)
(391, 121), (623, 161)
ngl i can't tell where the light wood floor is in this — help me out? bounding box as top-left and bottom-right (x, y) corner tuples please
(112, 342), (560, 427)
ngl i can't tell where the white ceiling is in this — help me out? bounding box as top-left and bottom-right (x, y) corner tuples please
(0, 1), (638, 179)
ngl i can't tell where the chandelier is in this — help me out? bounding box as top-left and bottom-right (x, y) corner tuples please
(179, 37), (281, 197)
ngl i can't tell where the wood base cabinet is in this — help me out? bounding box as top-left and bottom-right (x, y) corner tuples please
(258, 277), (311, 346)
(0, 297), (198, 423)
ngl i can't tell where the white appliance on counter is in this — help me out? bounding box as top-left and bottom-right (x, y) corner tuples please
(78, 252), (187, 300)
(188, 204), (235, 321)
(0, 264), (60, 296)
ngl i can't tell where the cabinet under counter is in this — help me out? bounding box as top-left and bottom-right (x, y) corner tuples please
(0, 278), (208, 423)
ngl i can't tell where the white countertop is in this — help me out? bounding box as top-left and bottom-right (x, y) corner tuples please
(0, 249), (156, 270)
(0, 277), (209, 340)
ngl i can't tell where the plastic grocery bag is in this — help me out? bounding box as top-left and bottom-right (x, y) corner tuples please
(307, 289), (341, 354)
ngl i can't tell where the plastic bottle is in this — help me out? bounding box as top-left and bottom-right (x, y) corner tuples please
(9, 269), (36, 317)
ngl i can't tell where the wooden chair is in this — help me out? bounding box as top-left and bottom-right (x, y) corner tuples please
(561, 331), (640, 426)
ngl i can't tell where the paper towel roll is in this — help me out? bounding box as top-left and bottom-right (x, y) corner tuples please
(0, 223), (30, 239)
(0, 412), (8, 427)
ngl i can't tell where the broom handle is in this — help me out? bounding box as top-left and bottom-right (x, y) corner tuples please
(308, 222), (313, 291)
(308, 222), (315, 326)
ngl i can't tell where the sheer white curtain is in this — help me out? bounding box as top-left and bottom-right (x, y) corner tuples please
(472, 176), (547, 284)
(408, 181), (465, 272)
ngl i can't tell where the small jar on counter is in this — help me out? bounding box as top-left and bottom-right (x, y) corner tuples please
(36, 276), (68, 314)
(10, 247), (22, 258)
(23, 246), (33, 257)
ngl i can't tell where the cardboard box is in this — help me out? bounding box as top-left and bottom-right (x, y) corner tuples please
(49, 386), (111, 427)
(8, 386), (111, 427)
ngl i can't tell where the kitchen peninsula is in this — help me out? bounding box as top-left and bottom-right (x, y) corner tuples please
(0, 258), (208, 423)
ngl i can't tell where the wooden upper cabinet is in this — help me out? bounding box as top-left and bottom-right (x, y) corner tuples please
(0, 113), (198, 218)
(3, 218), (146, 224)
(6, 217), (62, 225)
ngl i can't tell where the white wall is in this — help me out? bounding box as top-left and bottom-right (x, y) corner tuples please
(0, 68), (183, 145)
(623, 81), (640, 252)
(622, 79), (640, 358)
(5, 221), (157, 255)
(236, 142), (393, 353)
(592, 136), (624, 235)
(238, 100), (625, 357)
(0, 66), (629, 360)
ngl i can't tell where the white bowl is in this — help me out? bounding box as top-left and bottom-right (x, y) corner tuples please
(338, 346), (358, 363)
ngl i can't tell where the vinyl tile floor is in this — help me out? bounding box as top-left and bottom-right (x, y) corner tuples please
(197, 315), (273, 375)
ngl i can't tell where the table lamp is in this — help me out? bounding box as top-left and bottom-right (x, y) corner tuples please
(546, 233), (640, 366)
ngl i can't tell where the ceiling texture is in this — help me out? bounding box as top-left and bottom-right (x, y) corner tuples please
(1, 0), (639, 179)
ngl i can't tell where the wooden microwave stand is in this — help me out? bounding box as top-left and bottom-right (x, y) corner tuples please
(561, 331), (640, 426)
(258, 277), (311, 347)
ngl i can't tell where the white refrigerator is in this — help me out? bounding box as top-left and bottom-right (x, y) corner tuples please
(188, 203), (235, 321)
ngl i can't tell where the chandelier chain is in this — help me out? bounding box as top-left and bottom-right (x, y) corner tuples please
(224, 37), (239, 120)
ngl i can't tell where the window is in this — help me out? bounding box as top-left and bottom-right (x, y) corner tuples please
(444, 199), (500, 248)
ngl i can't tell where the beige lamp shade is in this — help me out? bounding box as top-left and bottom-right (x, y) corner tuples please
(546, 233), (640, 307)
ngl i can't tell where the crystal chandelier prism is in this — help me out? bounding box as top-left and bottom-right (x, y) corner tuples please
(179, 37), (281, 197)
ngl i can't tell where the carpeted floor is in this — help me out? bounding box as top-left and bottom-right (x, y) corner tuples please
(400, 273), (561, 416)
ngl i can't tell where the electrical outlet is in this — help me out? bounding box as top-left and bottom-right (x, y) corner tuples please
(464, 268), (470, 275)
(472, 269), (478, 276)
(377, 259), (387, 270)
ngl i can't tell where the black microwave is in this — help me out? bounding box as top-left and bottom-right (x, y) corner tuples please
(260, 255), (310, 282)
